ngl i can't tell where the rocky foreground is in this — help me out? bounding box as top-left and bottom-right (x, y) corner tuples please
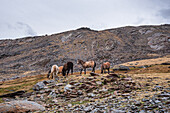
(0, 70), (169, 113)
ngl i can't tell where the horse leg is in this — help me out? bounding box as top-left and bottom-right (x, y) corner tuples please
(71, 67), (73, 75)
(92, 67), (95, 73)
(108, 68), (110, 74)
(67, 69), (70, 76)
(53, 73), (55, 80)
(50, 72), (53, 79)
(101, 68), (103, 74)
(93, 62), (96, 73)
(84, 68), (86, 74)
(80, 68), (83, 75)
(62, 69), (65, 76)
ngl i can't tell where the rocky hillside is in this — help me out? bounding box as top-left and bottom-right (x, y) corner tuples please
(0, 24), (170, 80)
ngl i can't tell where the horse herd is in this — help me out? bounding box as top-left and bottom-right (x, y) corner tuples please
(47, 59), (110, 80)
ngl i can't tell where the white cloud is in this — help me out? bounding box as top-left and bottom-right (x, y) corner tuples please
(0, 22), (37, 39)
(0, 0), (170, 39)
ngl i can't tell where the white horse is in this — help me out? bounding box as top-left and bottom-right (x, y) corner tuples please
(47, 65), (59, 81)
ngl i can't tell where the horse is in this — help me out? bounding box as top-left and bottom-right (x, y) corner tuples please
(47, 65), (59, 80)
(101, 62), (110, 74)
(58, 66), (63, 74)
(47, 66), (63, 78)
(62, 62), (73, 76)
(77, 59), (96, 74)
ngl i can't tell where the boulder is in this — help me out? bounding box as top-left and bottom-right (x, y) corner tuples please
(33, 81), (46, 91)
(113, 65), (130, 71)
(0, 100), (45, 113)
(90, 72), (99, 76)
(0, 90), (25, 98)
(106, 73), (119, 78)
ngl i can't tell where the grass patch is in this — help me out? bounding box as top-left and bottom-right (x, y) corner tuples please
(71, 100), (90, 106)
(0, 74), (46, 96)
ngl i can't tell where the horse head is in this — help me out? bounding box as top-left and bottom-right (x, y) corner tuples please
(77, 59), (81, 64)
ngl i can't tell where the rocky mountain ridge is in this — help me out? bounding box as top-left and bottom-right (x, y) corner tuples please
(0, 24), (170, 80)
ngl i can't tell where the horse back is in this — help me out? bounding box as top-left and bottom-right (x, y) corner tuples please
(85, 61), (95, 68)
(102, 62), (110, 69)
(58, 66), (63, 73)
(51, 65), (59, 72)
(64, 62), (73, 70)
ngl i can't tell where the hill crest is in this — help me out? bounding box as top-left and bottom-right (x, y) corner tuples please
(0, 24), (170, 80)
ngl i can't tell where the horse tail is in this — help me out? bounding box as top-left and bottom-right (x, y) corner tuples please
(94, 61), (96, 68)
(93, 61), (96, 72)
(47, 70), (51, 78)
(71, 62), (73, 74)
(62, 67), (66, 76)
(101, 64), (103, 73)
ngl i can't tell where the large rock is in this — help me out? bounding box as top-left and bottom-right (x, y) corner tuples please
(0, 100), (45, 113)
(113, 65), (130, 71)
(90, 72), (99, 76)
(33, 81), (46, 91)
(0, 90), (25, 98)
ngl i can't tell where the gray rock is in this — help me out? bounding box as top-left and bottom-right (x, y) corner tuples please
(96, 81), (102, 85)
(87, 93), (96, 97)
(33, 81), (46, 91)
(111, 109), (126, 113)
(0, 100), (45, 112)
(84, 106), (93, 112)
(48, 89), (57, 98)
(113, 65), (130, 71)
(56, 83), (65, 86)
(64, 84), (73, 92)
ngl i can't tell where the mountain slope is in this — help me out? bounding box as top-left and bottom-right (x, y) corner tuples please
(0, 24), (170, 80)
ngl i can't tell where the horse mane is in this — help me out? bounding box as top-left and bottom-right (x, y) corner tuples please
(78, 59), (85, 64)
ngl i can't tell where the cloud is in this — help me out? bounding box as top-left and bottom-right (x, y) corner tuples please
(16, 22), (37, 36)
(159, 8), (170, 20)
(0, 0), (170, 39)
(0, 22), (37, 39)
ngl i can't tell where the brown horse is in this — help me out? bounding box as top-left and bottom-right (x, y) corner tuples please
(62, 62), (73, 76)
(101, 62), (110, 74)
(58, 66), (63, 74)
(77, 59), (96, 74)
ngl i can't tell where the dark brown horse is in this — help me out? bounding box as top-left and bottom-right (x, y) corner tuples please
(77, 59), (96, 74)
(62, 62), (73, 76)
(101, 62), (110, 74)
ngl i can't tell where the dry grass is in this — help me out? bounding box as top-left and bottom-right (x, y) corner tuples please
(129, 73), (170, 100)
(121, 56), (170, 66)
(0, 57), (169, 104)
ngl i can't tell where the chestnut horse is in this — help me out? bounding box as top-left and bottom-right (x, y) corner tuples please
(62, 62), (73, 76)
(77, 59), (96, 74)
(47, 65), (59, 80)
(101, 62), (110, 74)
(58, 66), (63, 74)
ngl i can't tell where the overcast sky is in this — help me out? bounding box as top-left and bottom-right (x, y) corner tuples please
(0, 0), (170, 39)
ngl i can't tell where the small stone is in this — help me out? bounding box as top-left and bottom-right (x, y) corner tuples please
(68, 104), (72, 107)
(96, 81), (102, 85)
(64, 84), (73, 92)
(135, 101), (141, 106)
(123, 78), (132, 81)
(84, 106), (93, 112)
(56, 83), (65, 86)
(87, 93), (95, 97)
